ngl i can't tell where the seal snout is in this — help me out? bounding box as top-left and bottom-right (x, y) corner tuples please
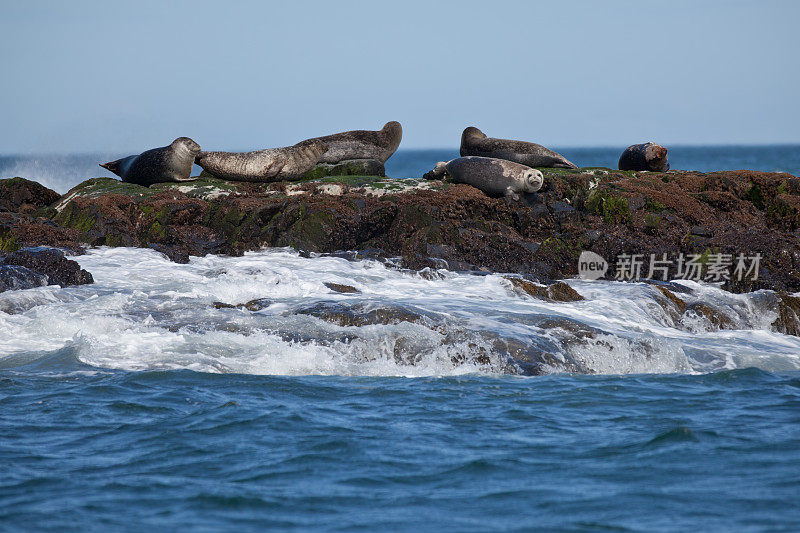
(524, 170), (544, 193)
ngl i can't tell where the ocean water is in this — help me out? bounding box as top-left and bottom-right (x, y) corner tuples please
(1, 147), (800, 530)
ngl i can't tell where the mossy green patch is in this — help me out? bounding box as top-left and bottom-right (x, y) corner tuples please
(63, 178), (154, 201)
(284, 209), (336, 251)
(644, 213), (661, 229)
(0, 231), (20, 253)
(646, 198), (668, 212)
(55, 203), (97, 233)
(744, 183), (765, 210)
(585, 192), (631, 224)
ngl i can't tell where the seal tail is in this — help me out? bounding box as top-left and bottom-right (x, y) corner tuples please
(423, 161), (449, 180)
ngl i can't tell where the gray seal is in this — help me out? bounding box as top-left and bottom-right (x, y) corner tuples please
(460, 126), (578, 169)
(429, 156), (543, 200)
(618, 142), (669, 172)
(195, 140), (327, 182)
(99, 137), (201, 187)
(301, 121), (402, 164)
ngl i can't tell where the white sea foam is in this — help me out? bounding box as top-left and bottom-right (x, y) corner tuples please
(1, 247), (799, 376)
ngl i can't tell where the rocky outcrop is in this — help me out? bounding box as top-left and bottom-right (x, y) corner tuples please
(0, 177), (61, 215)
(3, 167), (800, 296)
(505, 277), (584, 302)
(0, 247), (93, 292)
(0, 265), (49, 293)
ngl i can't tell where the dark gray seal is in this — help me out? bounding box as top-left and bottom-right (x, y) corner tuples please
(99, 137), (201, 187)
(195, 140), (327, 182)
(428, 156), (543, 200)
(618, 142), (669, 172)
(302, 121), (402, 164)
(460, 126), (578, 169)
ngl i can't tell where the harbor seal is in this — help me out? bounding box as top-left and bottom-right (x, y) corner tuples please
(618, 142), (670, 172)
(460, 126), (578, 169)
(428, 156), (543, 201)
(195, 140), (327, 182)
(99, 137), (201, 187)
(301, 121), (402, 164)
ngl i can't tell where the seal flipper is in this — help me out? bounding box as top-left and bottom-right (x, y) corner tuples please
(422, 161), (450, 180)
(504, 186), (521, 202)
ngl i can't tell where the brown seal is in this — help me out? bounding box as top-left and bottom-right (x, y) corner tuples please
(618, 142), (670, 172)
(195, 141), (327, 182)
(427, 156), (543, 201)
(460, 127), (578, 169)
(301, 121), (402, 164)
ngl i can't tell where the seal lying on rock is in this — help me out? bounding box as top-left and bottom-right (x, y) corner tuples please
(195, 140), (328, 182)
(428, 156), (543, 200)
(301, 121), (403, 164)
(100, 137), (201, 187)
(460, 126), (578, 169)
(618, 142), (670, 172)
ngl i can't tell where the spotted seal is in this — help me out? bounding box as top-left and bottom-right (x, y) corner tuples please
(301, 121), (402, 164)
(428, 156), (543, 200)
(618, 142), (670, 172)
(99, 137), (201, 187)
(195, 140), (327, 182)
(460, 126), (578, 169)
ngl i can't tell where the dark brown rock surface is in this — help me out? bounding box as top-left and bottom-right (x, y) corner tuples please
(2, 168), (800, 293)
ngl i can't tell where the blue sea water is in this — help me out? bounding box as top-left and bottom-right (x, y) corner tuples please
(1, 146), (800, 531)
(2, 365), (799, 531)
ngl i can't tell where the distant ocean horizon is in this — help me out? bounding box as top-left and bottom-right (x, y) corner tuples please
(1, 144), (799, 194)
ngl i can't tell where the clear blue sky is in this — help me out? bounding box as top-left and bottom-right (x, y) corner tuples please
(1, 0), (797, 153)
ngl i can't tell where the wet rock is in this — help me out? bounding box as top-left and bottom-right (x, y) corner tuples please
(296, 302), (425, 327)
(1, 247), (93, 287)
(547, 281), (585, 302)
(771, 292), (800, 336)
(684, 302), (734, 329)
(519, 316), (606, 374)
(643, 279), (694, 295)
(213, 298), (272, 311)
(324, 282), (360, 294)
(243, 298), (272, 311)
(0, 265), (49, 293)
(505, 277), (584, 302)
(149, 243), (190, 264)
(655, 285), (687, 312)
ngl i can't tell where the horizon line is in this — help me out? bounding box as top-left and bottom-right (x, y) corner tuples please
(1, 142), (800, 158)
